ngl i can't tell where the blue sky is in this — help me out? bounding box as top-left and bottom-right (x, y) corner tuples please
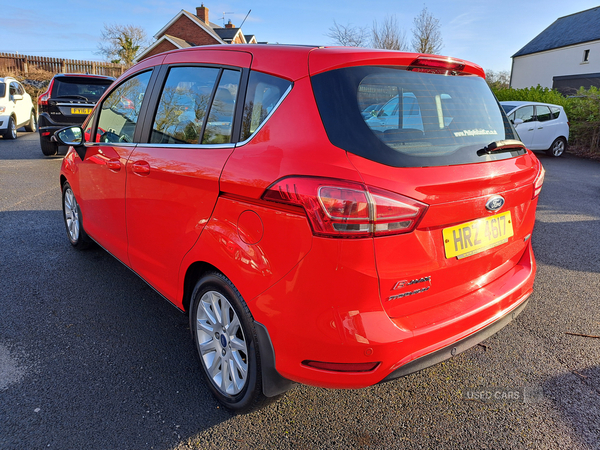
(3, 0), (599, 72)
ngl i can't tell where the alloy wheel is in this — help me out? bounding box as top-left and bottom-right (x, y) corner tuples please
(63, 188), (80, 243)
(195, 290), (248, 395)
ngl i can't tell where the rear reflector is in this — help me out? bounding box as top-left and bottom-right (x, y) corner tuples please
(302, 360), (380, 372)
(263, 177), (428, 238)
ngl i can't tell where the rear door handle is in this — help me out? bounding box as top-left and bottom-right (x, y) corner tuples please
(132, 160), (151, 176)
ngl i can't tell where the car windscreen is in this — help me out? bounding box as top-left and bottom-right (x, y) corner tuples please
(0, 83), (5, 98)
(52, 77), (113, 103)
(501, 104), (517, 114)
(311, 66), (522, 167)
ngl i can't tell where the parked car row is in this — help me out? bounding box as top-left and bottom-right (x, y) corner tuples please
(54, 45), (545, 412)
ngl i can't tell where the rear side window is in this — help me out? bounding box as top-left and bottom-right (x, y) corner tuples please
(151, 66), (220, 144)
(202, 69), (240, 144)
(550, 106), (561, 120)
(536, 105), (552, 122)
(240, 71), (291, 141)
(51, 77), (112, 103)
(312, 66), (520, 168)
(97, 71), (152, 144)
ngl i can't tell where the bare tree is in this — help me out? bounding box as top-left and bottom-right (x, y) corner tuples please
(371, 15), (408, 51)
(485, 70), (511, 90)
(326, 21), (369, 47)
(97, 24), (147, 66)
(411, 7), (443, 54)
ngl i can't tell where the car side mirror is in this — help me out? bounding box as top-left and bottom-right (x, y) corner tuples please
(54, 126), (86, 160)
(513, 118), (524, 126)
(13, 94), (23, 101)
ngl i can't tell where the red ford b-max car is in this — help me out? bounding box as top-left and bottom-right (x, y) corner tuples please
(56, 45), (544, 412)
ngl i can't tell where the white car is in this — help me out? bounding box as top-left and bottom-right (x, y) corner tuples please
(0, 77), (36, 139)
(500, 101), (569, 157)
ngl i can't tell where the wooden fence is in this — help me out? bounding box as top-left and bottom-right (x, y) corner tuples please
(0, 53), (126, 78)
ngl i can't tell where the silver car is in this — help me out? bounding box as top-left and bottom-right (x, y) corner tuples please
(501, 101), (569, 157)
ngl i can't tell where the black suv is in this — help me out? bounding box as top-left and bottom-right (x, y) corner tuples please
(38, 74), (114, 156)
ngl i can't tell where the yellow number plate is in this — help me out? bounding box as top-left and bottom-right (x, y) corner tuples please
(443, 211), (514, 259)
(71, 108), (92, 115)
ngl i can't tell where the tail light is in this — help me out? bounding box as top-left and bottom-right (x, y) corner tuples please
(533, 164), (545, 199)
(38, 79), (55, 106)
(262, 177), (428, 238)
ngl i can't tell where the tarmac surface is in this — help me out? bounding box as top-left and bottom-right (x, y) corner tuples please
(1, 132), (598, 449)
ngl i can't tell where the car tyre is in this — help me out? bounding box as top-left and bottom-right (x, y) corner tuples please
(62, 182), (93, 249)
(190, 272), (270, 413)
(40, 136), (58, 156)
(546, 137), (567, 157)
(3, 117), (17, 139)
(24, 111), (37, 132)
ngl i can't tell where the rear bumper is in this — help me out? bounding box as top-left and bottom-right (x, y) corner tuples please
(38, 113), (81, 140)
(251, 239), (536, 390)
(382, 295), (529, 382)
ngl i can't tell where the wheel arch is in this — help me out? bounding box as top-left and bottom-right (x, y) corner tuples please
(181, 261), (221, 313)
(182, 261), (294, 398)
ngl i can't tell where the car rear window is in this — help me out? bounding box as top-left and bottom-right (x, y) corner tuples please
(312, 67), (522, 167)
(51, 77), (113, 103)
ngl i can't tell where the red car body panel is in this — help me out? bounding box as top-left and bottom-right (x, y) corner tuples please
(59, 45), (542, 393)
(125, 146), (235, 302)
(77, 144), (135, 263)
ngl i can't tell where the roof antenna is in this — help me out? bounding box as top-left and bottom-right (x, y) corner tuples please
(240, 9), (251, 28)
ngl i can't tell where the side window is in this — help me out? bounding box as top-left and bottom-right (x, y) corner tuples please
(514, 106), (534, 123)
(151, 66), (220, 144)
(9, 82), (18, 96)
(202, 69), (241, 144)
(536, 105), (552, 122)
(97, 71), (152, 144)
(550, 106), (561, 120)
(240, 71), (292, 141)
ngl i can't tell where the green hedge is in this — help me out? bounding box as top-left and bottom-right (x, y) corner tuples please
(491, 85), (600, 152)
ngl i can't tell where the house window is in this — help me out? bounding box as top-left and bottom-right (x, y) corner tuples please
(583, 49), (590, 63)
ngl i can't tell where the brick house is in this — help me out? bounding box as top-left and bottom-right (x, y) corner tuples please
(136, 4), (258, 62)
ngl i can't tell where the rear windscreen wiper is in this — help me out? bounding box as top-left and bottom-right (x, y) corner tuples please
(477, 139), (526, 156)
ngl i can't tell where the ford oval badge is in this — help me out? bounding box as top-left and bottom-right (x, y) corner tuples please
(486, 195), (505, 211)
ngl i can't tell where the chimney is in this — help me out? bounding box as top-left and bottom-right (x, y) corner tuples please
(196, 4), (209, 24)
(225, 19), (235, 28)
